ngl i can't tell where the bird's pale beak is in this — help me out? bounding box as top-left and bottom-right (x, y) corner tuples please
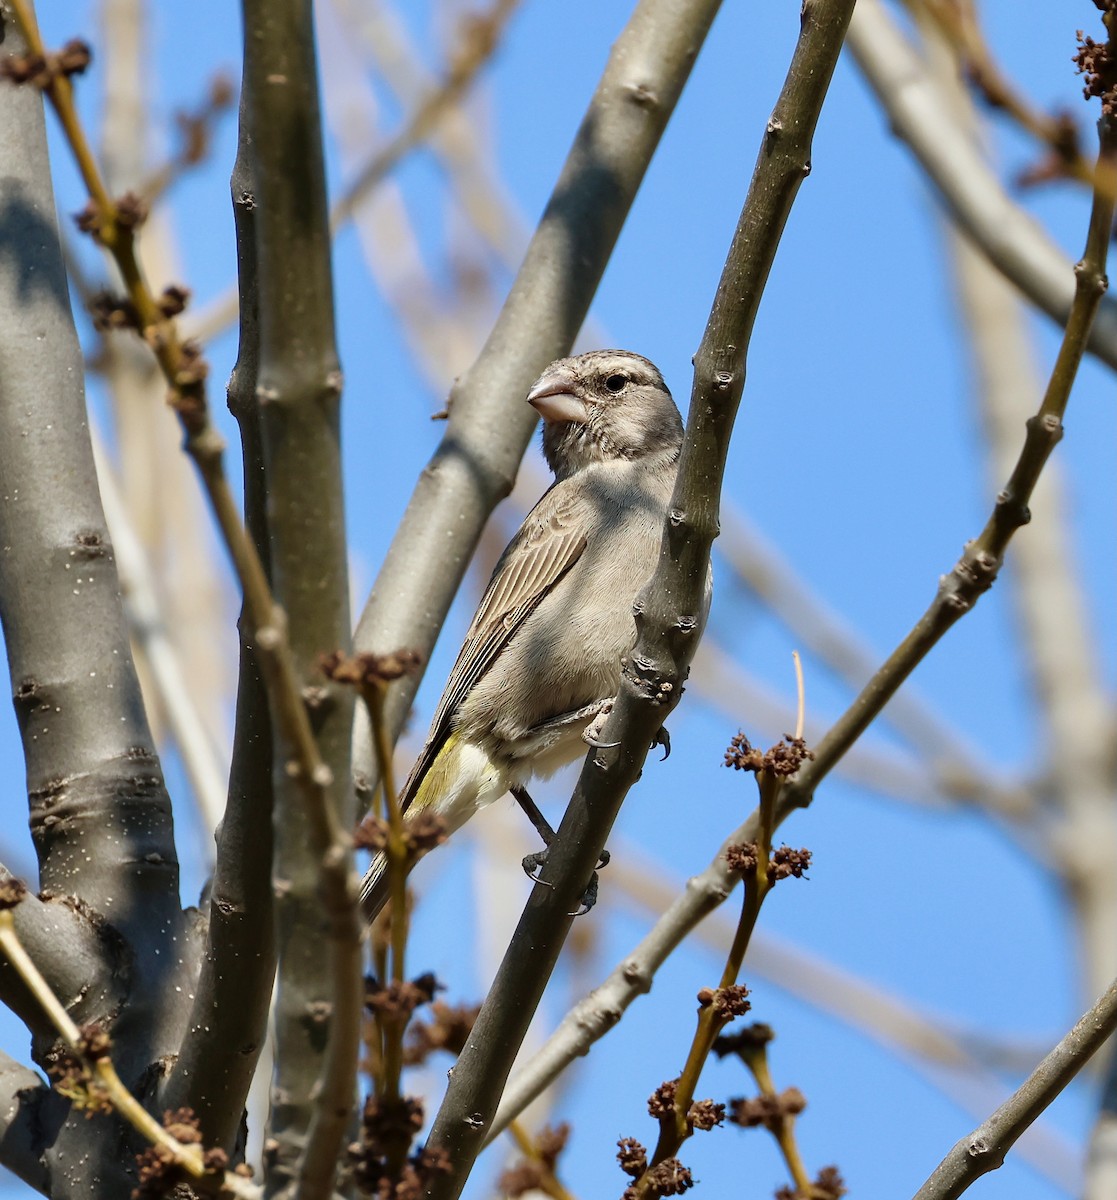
(526, 371), (590, 424)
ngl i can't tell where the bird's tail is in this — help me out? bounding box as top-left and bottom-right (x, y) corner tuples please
(358, 733), (505, 922)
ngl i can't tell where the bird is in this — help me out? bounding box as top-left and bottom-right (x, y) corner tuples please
(359, 349), (706, 921)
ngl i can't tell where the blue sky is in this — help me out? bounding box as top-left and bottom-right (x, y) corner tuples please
(1, 1), (1114, 1197)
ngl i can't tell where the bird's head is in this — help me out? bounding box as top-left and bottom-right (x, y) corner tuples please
(527, 350), (684, 478)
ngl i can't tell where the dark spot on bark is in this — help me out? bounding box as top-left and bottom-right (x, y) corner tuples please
(72, 529), (106, 557)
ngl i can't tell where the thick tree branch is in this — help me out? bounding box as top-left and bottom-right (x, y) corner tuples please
(0, 0), (191, 1032)
(161, 110), (277, 1149)
(239, 2), (360, 1195)
(0, 867), (124, 1053)
(421, 3), (856, 1195)
(350, 0), (726, 802)
(0, 1050), (51, 1195)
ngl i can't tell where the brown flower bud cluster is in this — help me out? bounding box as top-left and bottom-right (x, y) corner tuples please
(724, 732), (814, 776)
(90, 286), (191, 334)
(353, 811), (446, 861)
(622, 1157), (694, 1198)
(725, 841), (759, 874)
(347, 1094), (451, 1199)
(687, 1099), (726, 1131)
(364, 971), (441, 1022)
(166, 339), (210, 431)
(774, 1165), (846, 1200)
(617, 1136), (648, 1178)
(0, 38), (91, 88)
(724, 731), (763, 772)
(713, 1022), (775, 1061)
(725, 843), (812, 882)
(74, 192), (149, 243)
(46, 1048), (112, 1118)
(43, 1024), (115, 1117)
(497, 1122), (571, 1197)
(173, 74), (236, 168)
(728, 1087), (806, 1131)
(696, 983), (751, 1020)
(647, 1077), (679, 1118)
(321, 648), (424, 689)
(770, 845), (812, 881)
(133, 1106), (249, 1198)
(0, 878), (28, 909)
(1075, 16), (1117, 117)
(403, 1000), (481, 1065)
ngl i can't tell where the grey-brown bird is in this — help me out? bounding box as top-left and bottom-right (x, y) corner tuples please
(360, 349), (704, 920)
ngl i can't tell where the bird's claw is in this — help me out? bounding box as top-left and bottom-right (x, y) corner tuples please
(652, 726), (671, 760)
(521, 848), (610, 914)
(522, 850), (552, 884)
(570, 873), (600, 917)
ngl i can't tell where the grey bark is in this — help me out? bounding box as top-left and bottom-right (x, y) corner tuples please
(239, 1), (357, 1193)
(0, 6), (198, 1194)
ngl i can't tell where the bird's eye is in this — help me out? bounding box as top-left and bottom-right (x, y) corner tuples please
(604, 373), (627, 394)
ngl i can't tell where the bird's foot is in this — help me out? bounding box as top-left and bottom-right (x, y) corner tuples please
(652, 726), (671, 760)
(521, 848), (610, 915)
(521, 849), (550, 882)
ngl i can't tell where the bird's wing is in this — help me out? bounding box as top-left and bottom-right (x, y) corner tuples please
(400, 485), (587, 810)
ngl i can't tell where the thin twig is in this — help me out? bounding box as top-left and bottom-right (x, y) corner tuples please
(726, 1034), (815, 1196)
(912, 977), (1117, 1200)
(846, 0), (1117, 371)
(906, 0), (1117, 202)
(90, 430), (228, 835)
(505, 1119), (577, 1200)
(631, 764), (783, 1193)
(331, 0), (522, 229)
(362, 681), (410, 1105)
(780, 51), (1117, 820)
(485, 839), (1079, 1191)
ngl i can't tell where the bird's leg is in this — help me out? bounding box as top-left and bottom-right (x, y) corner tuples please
(511, 783), (557, 852)
(510, 783), (609, 914)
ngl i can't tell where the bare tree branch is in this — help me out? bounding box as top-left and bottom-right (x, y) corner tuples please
(922, 25), (1117, 1194)
(847, 0), (1117, 371)
(913, 977), (1117, 1200)
(350, 0), (727, 804)
(485, 834), (1075, 1191)
(939, 114), (1117, 1008)
(160, 80), (277, 1152)
(0, 1049), (51, 1195)
(330, 0), (522, 230)
(421, 2), (856, 1193)
(0, 865), (123, 1053)
(238, 1), (360, 1192)
(0, 10), (206, 1193)
(0, 0), (189, 1010)
(91, 432), (228, 835)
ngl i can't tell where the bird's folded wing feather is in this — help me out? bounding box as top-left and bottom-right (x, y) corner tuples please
(400, 485), (587, 810)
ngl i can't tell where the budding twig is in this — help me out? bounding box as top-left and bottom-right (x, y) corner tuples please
(0, 908), (258, 1199)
